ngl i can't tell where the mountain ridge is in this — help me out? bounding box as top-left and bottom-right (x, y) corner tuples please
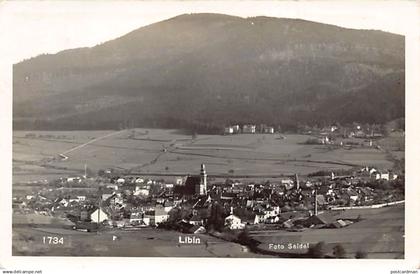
(13, 13), (405, 132)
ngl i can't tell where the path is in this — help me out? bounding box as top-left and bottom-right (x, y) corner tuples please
(59, 129), (126, 160)
(60, 130), (127, 157)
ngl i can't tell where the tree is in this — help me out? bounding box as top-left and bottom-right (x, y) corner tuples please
(207, 202), (225, 232)
(333, 244), (346, 258)
(307, 241), (326, 258)
(237, 227), (258, 248)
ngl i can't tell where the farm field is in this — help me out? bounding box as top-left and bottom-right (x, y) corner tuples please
(251, 205), (404, 259)
(13, 129), (395, 184)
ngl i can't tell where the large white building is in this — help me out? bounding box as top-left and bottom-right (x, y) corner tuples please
(242, 124), (256, 134)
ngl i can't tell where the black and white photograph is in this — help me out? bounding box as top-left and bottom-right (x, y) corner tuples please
(1, 0), (419, 273)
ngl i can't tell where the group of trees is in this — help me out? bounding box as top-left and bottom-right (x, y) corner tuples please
(307, 241), (367, 259)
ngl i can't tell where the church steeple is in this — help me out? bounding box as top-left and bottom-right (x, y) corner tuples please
(200, 164), (207, 195)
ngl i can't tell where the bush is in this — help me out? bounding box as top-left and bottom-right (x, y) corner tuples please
(355, 250), (367, 259)
(307, 241), (326, 258)
(333, 244), (346, 258)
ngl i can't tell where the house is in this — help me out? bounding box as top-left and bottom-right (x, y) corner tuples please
(331, 219), (347, 228)
(305, 212), (336, 227)
(129, 212), (150, 226)
(175, 178), (184, 185)
(373, 171), (390, 181)
(224, 214), (245, 230)
(108, 193), (124, 207)
(80, 210), (89, 221)
(135, 178), (144, 184)
(242, 124), (256, 134)
(116, 178), (125, 184)
(101, 188), (115, 201)
(224, 127), (234, 135)
(68, 196), (80, 203)
(188, 214), (204, 226)
(253, 213), (266, 224)
(67, 177), (81, 183)
(265, 215), (280, 224)
(90, 207), (108, 223)
(106, 184), (119, 191)
(358, 187), (374, 202)
(347, 189), (359, 201)
(57, 198), (69, 207)
(316, 195), (327, 206)
(232, 125), (240, 133)
(77, 195), (86, 202)
(282, 219), (294, 229)
(134, 186), (150, 196)
(317, 136), (330, 144)
(164, 200), (174, 212)
(241, 214), (257, 225)
(154, 205), (169, 225)
(262, 126), (275, 134)
(280, 179), (294, 189)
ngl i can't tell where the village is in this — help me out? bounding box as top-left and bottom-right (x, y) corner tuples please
(13, 161), (404, 236)
(12, 121), (405, 258)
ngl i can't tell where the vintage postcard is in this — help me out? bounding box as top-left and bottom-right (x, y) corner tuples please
(1, 1), (419, 273)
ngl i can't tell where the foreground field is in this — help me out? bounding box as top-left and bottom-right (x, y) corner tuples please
(13, 129), (394, 183)
(12, 205), (403, 258)
(12, 223), (262, 257)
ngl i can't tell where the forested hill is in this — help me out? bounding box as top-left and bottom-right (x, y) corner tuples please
(13, 13), (405, 132)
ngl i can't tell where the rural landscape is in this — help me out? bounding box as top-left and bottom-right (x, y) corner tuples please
(12, 13), (405, 258)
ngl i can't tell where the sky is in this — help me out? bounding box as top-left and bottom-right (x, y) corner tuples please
(0, 1), (418, 64)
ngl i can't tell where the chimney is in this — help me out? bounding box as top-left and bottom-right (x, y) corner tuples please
(314, 189), (318, 216)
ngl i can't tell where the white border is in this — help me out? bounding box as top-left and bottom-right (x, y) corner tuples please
(1, 1), (419, 274)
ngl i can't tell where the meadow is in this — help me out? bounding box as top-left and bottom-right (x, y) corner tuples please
(13, 128), (395, 184)
(251, 204), (404, 259)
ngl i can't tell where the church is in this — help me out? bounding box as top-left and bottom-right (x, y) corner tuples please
(174, 164), (208, 196)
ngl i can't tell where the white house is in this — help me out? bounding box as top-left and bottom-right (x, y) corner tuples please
(232, 125), (240, 133)
(224, 127), (234, 134)
(134, 186), (150, 196)
(224, 214), (245, 230)
(242, 124), (256, 134)
(129, 213), (150, 227)
(135, 178), (144, 184)
(373, 171), (390, 181)
(154, 206), (169, 225)
(263, 127), (275, 134)
(106, 184), (119, 190)
(90, 208), (108, 223)
(101, 193), (114, 201)
(254, 214), (266, 224)
(58, 198), (69, 207)
(175, 178), (184, 185)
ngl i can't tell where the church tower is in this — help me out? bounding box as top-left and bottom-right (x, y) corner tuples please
(200, 164), (207, 195)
